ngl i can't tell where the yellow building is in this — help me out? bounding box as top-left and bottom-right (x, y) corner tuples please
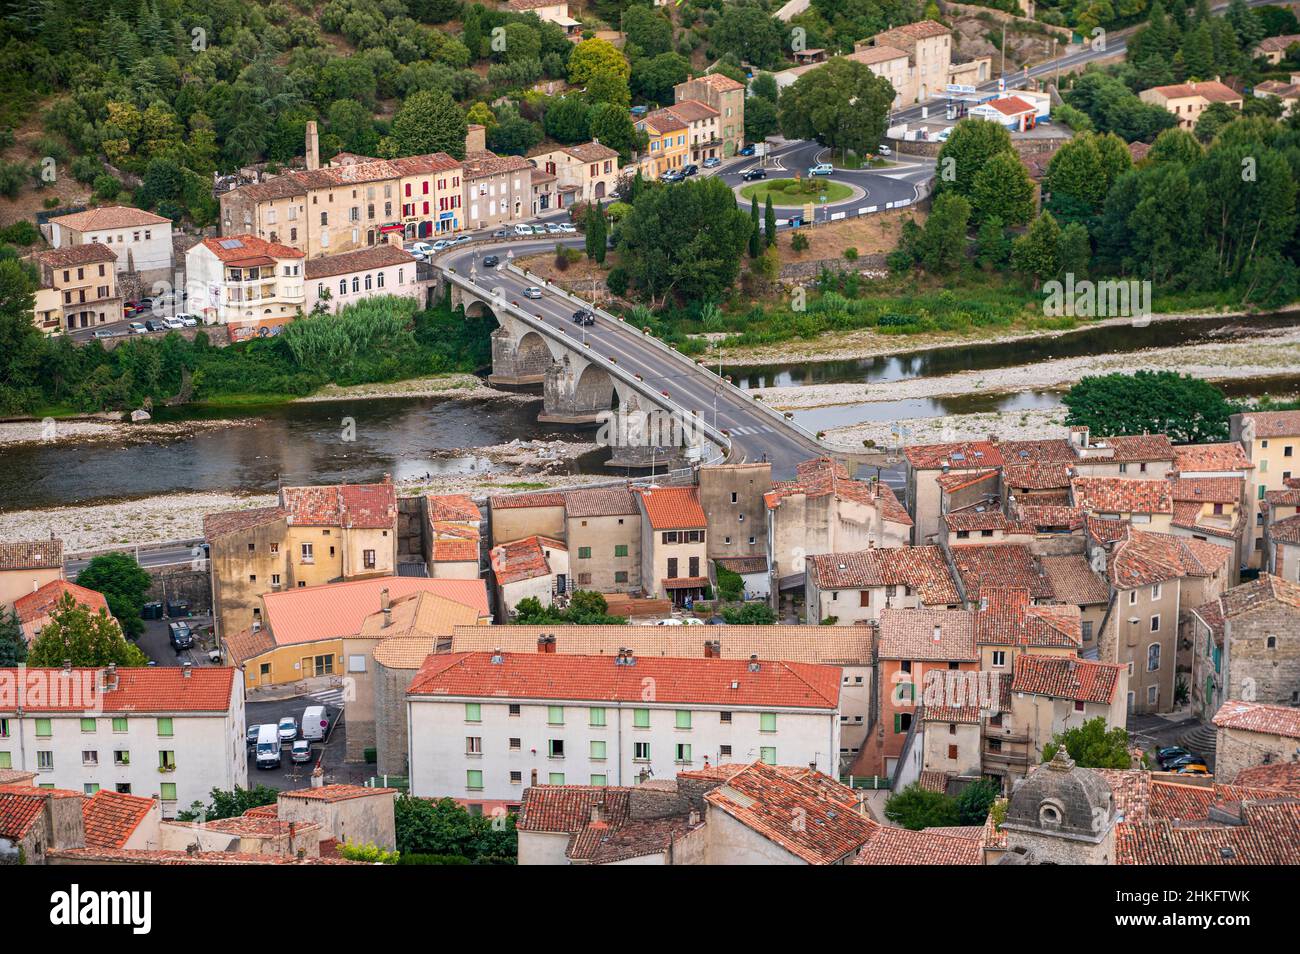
(1138, 81), (1242, 130)
(636, 108), (690, 177)
(1232, 410), (1300, 567)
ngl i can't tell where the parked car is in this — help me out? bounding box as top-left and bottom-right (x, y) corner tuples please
(409, 241), (434, 256)
(556, 223), (577, 233)
(492, 228), (510, 238)
(177, 314), (199, 327)
(1163, 753), (1208, 769)
(127, 322), (147, 335)
(246, 725), (262, 749)
(168, 621), (193, 651)
(302, 705), (330, 741)
(738, 145), (756, 156)
(702, 157), (721, 168)
(877, 144), (892, 156)
(144, 319), (166, 333)
(255, 724), (281, 769)
(290, 739), (313, 764)
(431, 239), (452, 252)
(808, 162), (834, 176)
(660, 169), (684, 183)
(162, 316), (185, 330)
(740, 168), (766, 181)
(1172, 763), (1210, 776)
(482, 254), (500, 268)
(513, 223), (535, 236)
(1156, 745), (1191, 764)
(277, 716), (298, 742)
(452, 235), (471, 244)
(522, 286), (543, 299)
(681, 163), (699, 177)
(545, 222), (564, 234)
(91, 328), (116, 339)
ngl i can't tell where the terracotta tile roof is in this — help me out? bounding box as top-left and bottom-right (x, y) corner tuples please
(385, 151), (462, 176)
(50, 206), (170, 232)
(853, 824), (983, 865)
(82, 790), (155, 848)
(47, 846), (362, 864)
(1011, 654), (1123, 705)
(935, 468), (998, 493)
(372, 635), (440, 670)
(1233, 762), (1300, 794)
(1171, 501), (1241, 539)
(637, 486), (706, 530)
(203, 505), (286, 541)
(0, 784), (81, 839)
(278, 784), (397, 803)
(1168, 477), (1241, 504)
(878, 608), (978, 662)
(1143, 80), (1242, 103)
(807, 546), (958, 605)
(705, 761), (876, 864)
(1040, 554), (1110, 605)
(448, 623), (875, 666)
(916, 770), (950, 793)
(558, 141), (620, 162)
(262, 577), (489, 646)
(942, 508), (1026, 533)
(1265, 486), (1300, 506)
(223, 625), (276, 667)
(1239, 409), (1300, 438)
(1190, 595), (1226, 642)
(1117, 801), (1300, 864)
(975, 587), (1081, 649)
(1269, 514), (1300, 544)
(201, 234), (304, 262)
(0, 667), (235, 713)
(280, 480), (397, 529)
(848, 44), (910, 65)
(241, 804), (280, 819)
(1213, 700), (1300, 740)
(903, 442), (1002, 470)
(1001, 438), (1078, 464)
(766, 457), (910, 526)
(923, 824), (984, 840)
(426, 494), (481, 523)
(303, 244), (416, 279)
(1071, 476), (1173, 514)
(37, 243), (118, 268)
(491, 535), (565, 585)
(693, 72), (745, 91)
(357, 590), (485, 638)
(408, 652), (842, 709)
(1003, 462), (1073, 490)
(518, 785), (630, 833)
(1104, 433), (1176, 462)
(463, 150), (533, 180)
(950, 544), (1054, 601)
(1256, 33), (1300, 52)
(432, 536), (480, 563)
(517, 785), (693, 863)
(1173, 442), (1252, 473)
(713, 556), (768, 575)
(664, 100), (719, 123)
(922, 701), (981, 723)
(13, 580), (109, 624)
(1012, 503), (1085, 532)
(565, 487), (639, 518)
(0, 539), (63, 570)
(984, 95), (1036, 116)
(489, 490), (566, 510)
(1086, 514), (1131, 545)
(1109, 529), (1228, 588)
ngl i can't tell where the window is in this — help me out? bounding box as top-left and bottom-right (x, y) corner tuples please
(1147, 642), (1161, 672)
(115, 784), (132, 795)
(675, 710), (692, 730)
(308, 654), (333, 677)
(465, 703), (482, 723)
(1150, 614), (1160, 633)
(614, 571), (628, 583)
(589, 707), (606, 727)
(614, 544), (628, 558)
(548, 739), (565, 758)
(466, 770), (484, 790)
(719, 711), (732, 724)
(159, 751), (175, 771)
(578, 547), (591, 559)
(81, 718), (96, 733)
(634, 742), (650, 761)
(157, 718), (173, 737)
(1074, 700), (1086, 712)
(1267, 635), (1278, 649)
(82, 750), (98, 766)
(992, 651), (1007, 667)
(35, 718), (52, 737)
(947, 744), (958, 760)
(547, 706), (564, 725)
(1150, 583), (1161, 601)
(466, 737), (482, 755)
(84, 783), (100, 795)
(549, 773), (565, 785)
(1147, 685), (1158, 707)
(37, 751), (54, 771)
(590, 740), (607, 760)
(760, 712), (776, 733)
(509, 737), (521, 751)
(0, 752), (9, 769)
(300, 543), (314, 563)
(633, 709), (650, 728)
(363, 549), (376, 569)
(508, 704), (521, 717)
(1128, 591), (1137, 605)
(760, 747), (776, 765)
(590, 774), (607, 786)
(510, 771), (522, 784)
(859, 591), (871, 608)
(0, 719), (7, 738)
(1082, 620), (1093, 641)
(675, 743), (692, 763)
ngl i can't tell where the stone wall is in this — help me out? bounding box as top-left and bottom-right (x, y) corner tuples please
(396, 496), (424, 563)
(374, 660), (417, 776)
(145, 564), (212, 615)
(1227, 604), (1300, 707)
(779, 254), (889, 284)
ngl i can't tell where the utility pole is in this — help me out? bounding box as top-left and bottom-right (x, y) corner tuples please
(1001, 22), (1007, 78)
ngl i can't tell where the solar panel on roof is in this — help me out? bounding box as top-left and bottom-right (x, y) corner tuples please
(219, 239), (244, 249)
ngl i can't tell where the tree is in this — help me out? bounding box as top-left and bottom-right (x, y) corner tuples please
(710, 4), (786, 70)
(486, 115), (542, 155)
(764, 195), (777, 248)
(631, 52), (690, 106)
(975, 215), (1011, 271)
(175, 785), (279, 822)
(934, 119), (1016, 204)
(588, 102), (642, 163)
(917, 192), (970, 273)
(1010, 212), (1062, 288)
(721, 602), (777, 624)
(778, 57), (894, 161)
(748, 194), (761, 258)
(1057, 221), (1093, 279)
(744, 95), (779, 144)
(1194, 101), (1238, 143)
(1063, 371), (1236, 443)
(1041, 716), (1135, 769)
(585, 70), (632, 109)
(884, 783), (961, 831)
(76, 551), (152, 638)
(0, 608), (26, 666)
(568, 37), (630, 88)
(970, 151), (1035, 227)
(750, 72), (779, 104)
(955, 778), (1000, 826)
(395, 794), (517, 861)
(622, 5), (673, 57)
(27, 594), (149, 668)
(512, 591), (625, 624)
(543, 95), (590, 143)
(387, 89), (468, 160)
(585, 202), (607, 264)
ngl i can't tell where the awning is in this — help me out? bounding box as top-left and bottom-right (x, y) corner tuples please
(662, 577), (709, 590)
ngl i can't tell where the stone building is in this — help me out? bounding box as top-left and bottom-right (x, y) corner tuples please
(1212, 700), (1300, 782)
(699, 462), (771, 562)
(999, 748), (1117, 865)
(565, 488), (642, 594)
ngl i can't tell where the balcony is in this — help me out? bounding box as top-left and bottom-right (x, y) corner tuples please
(983, 725), (1029, 744)
(982, 747), (1029, 766)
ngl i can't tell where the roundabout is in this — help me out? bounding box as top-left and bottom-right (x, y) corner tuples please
(737, 177), (857, 207)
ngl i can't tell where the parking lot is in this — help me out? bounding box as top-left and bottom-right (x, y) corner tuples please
(245, 698), (366, 790)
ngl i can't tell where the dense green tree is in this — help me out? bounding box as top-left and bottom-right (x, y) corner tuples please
(778, 57), (894, 161)
(587, 102), (643, 162)
(970, 150), (1035, 227)
(721, 602), (778, 624)
(975, 215), (1012, 271)
(1057, 221), (1093, 279)
(543, 95), (591, 144)
(387, 89), (468, 159)
(1147, 126), (1203, 166)
(395, 795), (516, 862)
(710, 3), (786, 70)
(76, 551), (153, 639)
(585, 201), (607, 264)
(0, 608), (26, 666)
(744, 94), (779, 144)
(1063, 370), (1236, 443)
(955, 778), (1000, 826)
(749, 194), (761, 258)
(1042, 716), (1136, 769)
(764, 195), (777, 247)
(934, 118), (1015, 204)
(918, 191), (971, 273)
(632, 51), (690, 105)
(176, 786), (279, 822)
(1010, 212), (1063, 288)
(27, 594), (150, 668)
(622, 4), (673, 57)
(750, 72), (779, 104)
(884, 783), (961, 831)
(568, 36), (629, 88)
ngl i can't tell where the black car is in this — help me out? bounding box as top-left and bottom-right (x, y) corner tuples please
(740, 168), (766, 181)
(572, 309), (595, 326)
(681, 164), (699, 177)
(168, 621), (194, 651)
(144, 319), (166, 333)
(482, 255), (500, 268)
(660, 169), (684, 183)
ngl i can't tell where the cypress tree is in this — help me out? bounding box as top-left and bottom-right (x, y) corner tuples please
(764, 195), (777, 247)
(748, 194), (760, 258)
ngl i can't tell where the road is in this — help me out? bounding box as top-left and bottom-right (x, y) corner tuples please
(440, 238), (827, 479)
(65, 542), (205, 576)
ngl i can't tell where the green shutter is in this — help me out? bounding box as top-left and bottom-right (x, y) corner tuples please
(465, 703), (481, 722)
(80, 718), (96, 732)
(760, 712), (776, 732)
(590, 774), (607, 786)
(157, 718), (173, 737)
(590, 740), (606, 760)
(894, 714), (902, 733)
(466, 770), (483, 790)
(549, 772), (565, 785)
(0, 752), (10, 769)
(160, 782), (177, 801)
(35, 718), (51, 737)
(677, 743), (692, 763)
(83, 783), (99, 795)
(633, 709), (650, 728)
(615, 545), (628, 557)
(675, 710), (691, 729)
(547, 705), (564, 725)
(589, 707), (606, 727)
(112, 717), (128, 732)
(578, 547), (591, 559)
(760, 747), (776, 765)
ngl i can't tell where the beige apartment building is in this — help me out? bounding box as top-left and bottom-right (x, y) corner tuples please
(565, 488), (642, 594)
(184, 235), (305, 336)
(464, 151), (532, 230)
(673, 73), (745, 155)
(0, 540), (64, 613)
(848, 19), (990, 105)
(637, 486), (708, 603)
(35, 244), (122, 331)
(664, 100), (723, 164)
(45, 205), (173, 280)
(1139, 81), (1242, 129)
(1231, 410), (1300, 568)
(528, 141), (620, 204)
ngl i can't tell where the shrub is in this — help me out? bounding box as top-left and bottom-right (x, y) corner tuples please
(606, 265), (628, 296)
(790, 231), (809, 253)
(843, 247), (858, 261)
(0, 221), (39, 246)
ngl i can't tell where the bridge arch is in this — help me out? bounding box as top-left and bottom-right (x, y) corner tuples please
(573, 362), (618, 415)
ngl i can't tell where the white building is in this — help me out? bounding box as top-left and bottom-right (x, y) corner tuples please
(46, 206), (174, 277)
(0, 665), (246, 817)
(491, 535), (570, 616)
(185, 234), (305, 337)
(406, 651), (842, 808)
(303, 244), (422, 315)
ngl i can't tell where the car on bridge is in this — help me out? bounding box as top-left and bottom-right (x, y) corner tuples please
(740, 168), (766, 181)
(523, 286), (543, 299)
(808, 162), (834, 176)
(513, 223), (537, 236)
(572, 308), (595, 326)
(482, 255), (500, 268)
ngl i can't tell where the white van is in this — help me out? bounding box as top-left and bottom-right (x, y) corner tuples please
(302, 705), (329, 742)
(255, 723), (282, 769)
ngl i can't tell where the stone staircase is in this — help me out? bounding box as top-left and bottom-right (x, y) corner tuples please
(1178, 721), (1219, 760)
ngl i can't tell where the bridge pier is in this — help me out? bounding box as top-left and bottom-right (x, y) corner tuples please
(602, 394), (695, 471)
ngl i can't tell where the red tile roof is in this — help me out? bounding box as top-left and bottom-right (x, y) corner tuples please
(0, 539), (63, 571)
(975, 587), (1081, 649)
(203, 505), (286, 541)
(49, 206), (170, 231)
(1168, 477), (1241, 504)
(38, 243), (117, 268)
(638, 486), (707, 530)
(516, 786), (692, 863)
(852, 824), (983, 865)
(935, 468), (999, 493)
(1104, 434), (1176, 461)
(1239, 409), (1300, 438)
(1040, 554), (1110, 605)
(1233, 763), (1300, 795)
(950, 544), (1054, 601)
(1213, 700), (1300, 740)
(1108, 529), (1228, 588)
(1173, 442), (1252, 473)
(877, 609), (978, 662)
(1003, 461), (1073, 490)
(1117, 801), (1300, 864)
(281, 480), (397, 529)
(13, 580), (109, 624)
(0, 667), (236, 713)
(1001, 438), (1078, 464)
(303, 244), (416, 279)
(766, 457), (911, 526)
(0, 783), (80, 839)
(1143, 80), (1242, 103)
(984, 95), (1036, 116)
(903, 442), (1002, 470)
(82, 790), (155, 848)
(408, 652), (841, 709)
(1011, 654), (1123, 705)
(1071, 476), (1173, 514)
(489, 490), (566, 510)
(807, 546), (959, 605)
(491, 535), (565, 585)
(278, 784), (397, 803)
(201, 234), (303, 263)
(565, 487), (639, 518)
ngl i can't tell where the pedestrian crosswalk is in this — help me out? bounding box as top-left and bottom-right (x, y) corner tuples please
(726, 424), (775, 436)
(309, 687), (347, 708)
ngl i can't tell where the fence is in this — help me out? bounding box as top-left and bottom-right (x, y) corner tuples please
(841, 775), (893, 790)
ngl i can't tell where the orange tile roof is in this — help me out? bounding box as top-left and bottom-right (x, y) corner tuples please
(1233, 763), (1300, 794)
(1108, 529), (1227, 588)
(278, 784), (397, 803)
(1103, 433), (1176, 462)
(408, 652), (841, 709)
(1117, 801), (1300, 864)
(281, 480), (397, 529)
(1213, 700), (1300, 740)
(203, 505), (286, 541)
(426, 494), (481, 523)
(1001, 438), (1078, 464)
(489, 490), (566, 510)
(1168, 477), (1242, 504)
(1071, 476), (1173, 514)
(13, 580), (109, 624)
(0, 667), (235, 713)
(263, 577), (489, 645)
(37, 243), (117, 268)
(903, 442), (1002, 470)
(201, 234), (304, 262)
(1011, 654), (1123, 705)
(935, 468), (999, 493)
(1144, 80), (1242, 103)
(975, 587), (1081, 649)
(50, 205), (171, 231)
(984, 95), (1036, 116)
(82, 790), (155, 848)
(0, 783), (81, 839)
(491, 535), (565, 585)
(693, 72), (745, 91)
(1173, 442), (1253, 473)
(878, 608), (978, 662)
(1040, 554), (1110, 605)
(638, 486), (706, 530)
(1003, 461), (1073, 490)
(0, 539), (63, 570)
(807, 546), (958, 605)
(765, 457), (911, 526)
(852, 824), (983, 865)
(950, 544), (1054, 601)
(565, 487), (639, 518)
(1239, 409), (1300, 438)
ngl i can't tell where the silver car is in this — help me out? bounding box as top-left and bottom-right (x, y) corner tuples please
(277, 716), (298, 742)
(522, 286), (543, 299)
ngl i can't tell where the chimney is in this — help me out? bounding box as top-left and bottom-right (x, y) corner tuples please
(305, 120), (320, 171)
(310, 764), (324, 788)
(382, 607), (392, 628)
(182, 662), (192, 679)
(103, 663), (118, 692)
(932, 625), (942, 643)
(380, 587), (391, 611)
(537, 634), (556, 654)
(747, 654), (760, 672)
(63, 658), (72, 673)
(704, 640), (720, 659)
(590, 799), (607, 824)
